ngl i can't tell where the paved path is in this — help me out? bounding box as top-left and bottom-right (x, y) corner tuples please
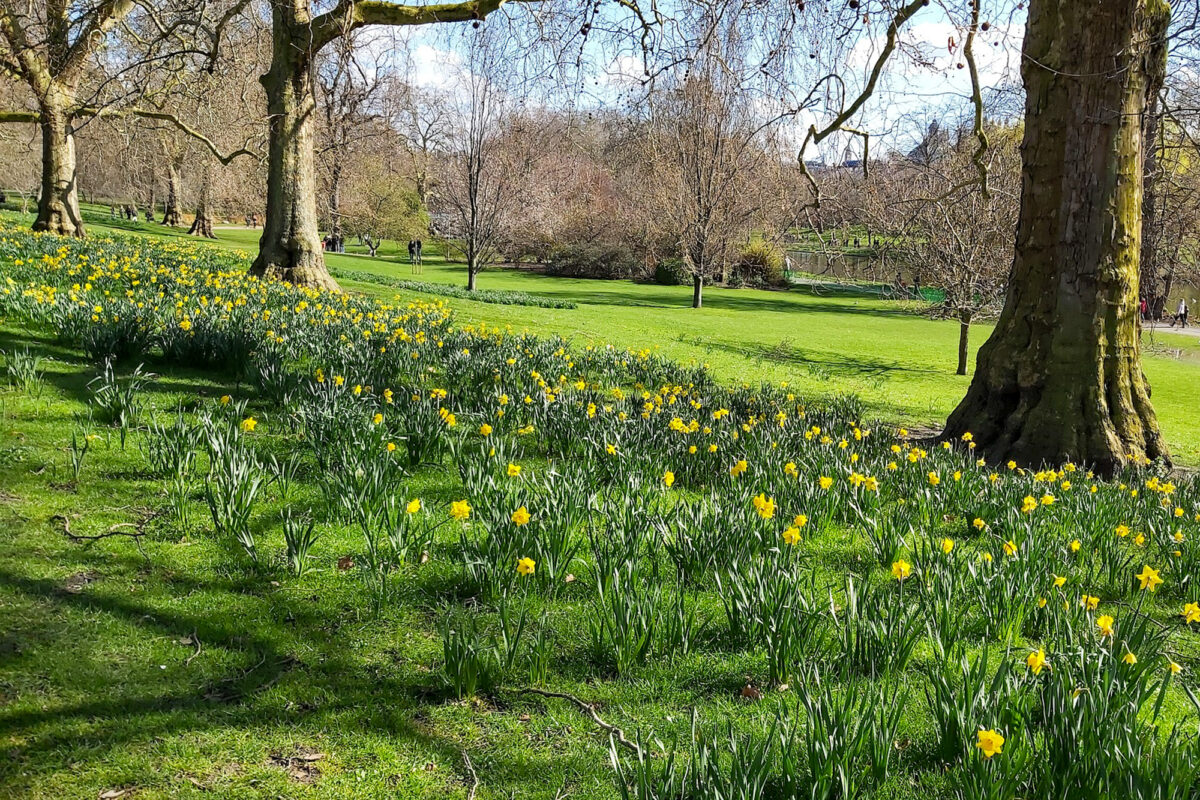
(1145, 321), (1200, 340)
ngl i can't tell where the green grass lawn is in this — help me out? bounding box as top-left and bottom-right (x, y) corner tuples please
(4, 219), (1200, 799)
(10, 324), (1184, 800)
(33, 204), (1200, 465)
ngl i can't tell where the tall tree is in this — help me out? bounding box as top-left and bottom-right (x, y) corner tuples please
(943, 0), (1170, 473)
(0, 0), (253, 236)
(390, 82), (452, 208)
(315, 32), (390, 242)
(646, 12), (795, 309)
(871, 122), (1020, 375)
(0, 0), (138, 235)
(435, 30), (533, 291)
(248, 0), (518, 291)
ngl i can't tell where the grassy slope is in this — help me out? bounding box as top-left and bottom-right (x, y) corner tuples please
(0, 326), (963, 800)
(51, 206), (1200, 465)
(2, 216), (1200, 799)
(3, 327), (1196, 800)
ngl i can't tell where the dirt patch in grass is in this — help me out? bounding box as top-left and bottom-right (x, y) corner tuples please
(267, 747), (325, 784)
(62, 570), (100, 594)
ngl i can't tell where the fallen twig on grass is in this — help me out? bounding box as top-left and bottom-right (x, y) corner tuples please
(460, 748), (479, 800)
(52, 513), (150, 562)
(515, 688), (643, 758)
(52, 514), (143, 541)
(184, 630), (202, 667)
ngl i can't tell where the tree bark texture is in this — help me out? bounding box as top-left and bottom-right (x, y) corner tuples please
(248, 0), (339, 291)
(957, 315), (971, 377)
(162, 161), (184, 226)
(1140, 91), (1162, 318)
(943, 0), (1170, 474)
(188, 169), (216, 238)
(33, 98), (84, 237)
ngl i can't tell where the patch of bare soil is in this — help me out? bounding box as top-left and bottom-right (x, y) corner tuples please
(267, 747), (325, 783)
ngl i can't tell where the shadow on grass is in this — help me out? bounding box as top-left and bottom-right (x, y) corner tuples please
(2, 327), (243, 409)
(328, 257), (924, 319)
(689, 336), (945, 380)
(0, 562), (496, 793)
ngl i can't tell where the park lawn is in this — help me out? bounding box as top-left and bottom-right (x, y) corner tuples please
(0, 323), (967, 800)
(3, 325), (1200, 800)
(15, 205), (1200, 464)
(4, 219), (1200, 800)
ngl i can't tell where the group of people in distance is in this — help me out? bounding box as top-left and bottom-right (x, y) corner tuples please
(408, 239), (424, 274)
(322, 232), (345, 253)
(1141, 296), (1192, 328)
(109, 204), (148, 222)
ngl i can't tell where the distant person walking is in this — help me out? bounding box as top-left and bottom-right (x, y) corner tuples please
(1171, 298), (1189, 328)
(414, 239), (423, 273)
(1140, 297), (1148, 321)
(407, 240), (416, 273)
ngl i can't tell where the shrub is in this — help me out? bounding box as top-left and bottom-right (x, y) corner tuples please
(545, 242), (641, 280)
(653, 258), (688, 286)
(732, 239), (785, 286)
(501, 231), (556, 264)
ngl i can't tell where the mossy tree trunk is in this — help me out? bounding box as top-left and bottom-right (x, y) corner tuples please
(33, 96), (84, 237)
(1, 0), (137, 238)
(188, 168), (216, 238)
(161, 160), (184, 226)
(943, 0), (1170, 474)
(245, 0), (516, 291)
(248, 0), (339, 291)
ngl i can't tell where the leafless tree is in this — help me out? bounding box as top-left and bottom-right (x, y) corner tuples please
(387, 81), (453, 208)
(0, 0), (252, 235)
(435, 28), (534, 291)
(315, 31), (392, 240)
(645, 13), (797, 308)
(876, 122), (1020, 374)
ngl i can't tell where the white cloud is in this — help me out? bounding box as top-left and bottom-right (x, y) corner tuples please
(407, 43), (471, 91)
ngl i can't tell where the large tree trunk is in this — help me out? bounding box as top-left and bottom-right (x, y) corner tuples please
(1140, 93), (1162, 321)
(162, 161), (184, 226)
(188, 169), (216, 238)
(943, 0), (1169, 474)
(692, 274), (703, 309)
(249, 0), (339, 291)
(33, 101), (84, 237)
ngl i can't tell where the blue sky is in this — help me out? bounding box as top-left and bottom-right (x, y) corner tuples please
(393, 1), (1026, 158)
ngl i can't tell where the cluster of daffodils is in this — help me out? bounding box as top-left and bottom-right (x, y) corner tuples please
(6, 224), (1200, 796)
